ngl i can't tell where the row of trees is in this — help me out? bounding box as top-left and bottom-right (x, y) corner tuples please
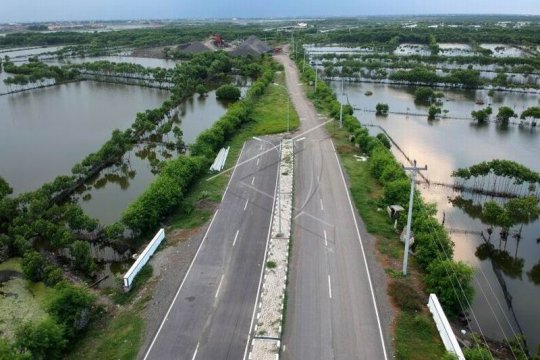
(114, 56), (277, 236)
(297, 54), (474, 317)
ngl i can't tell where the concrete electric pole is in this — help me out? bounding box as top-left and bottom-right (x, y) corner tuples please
(402, 160), (427, 276)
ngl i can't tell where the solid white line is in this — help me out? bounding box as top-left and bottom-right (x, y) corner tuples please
(251, 176), (255, 185)
(256, 158), (260, 166)
(324, 230), (328, 246)
(215, 274), (224, 298)
(331, 140), (389, 360)
(233, 230), (240, 247)
(143, 210), (220, 360)
(244, 198), (249, 211)
(191, 342), (200, 360)
(328, 275), (332, 299)
(320, 198), (324, 211)
(242, 149), (280, 360)
(222, 142), (247, 201)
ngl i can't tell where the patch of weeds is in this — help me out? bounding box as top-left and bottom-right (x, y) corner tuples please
(112, 264), (153, 305)
(388, 279), (425, 313)
(266, 260), (277, 269)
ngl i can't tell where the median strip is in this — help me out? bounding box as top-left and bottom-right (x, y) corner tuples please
(249, 139), (294, 360)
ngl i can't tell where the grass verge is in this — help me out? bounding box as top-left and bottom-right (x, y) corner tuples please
(322, 94), (447, 359)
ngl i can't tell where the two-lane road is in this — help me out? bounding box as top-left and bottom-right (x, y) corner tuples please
(275, 53), (390, 359)
(142, 138), (279, 360)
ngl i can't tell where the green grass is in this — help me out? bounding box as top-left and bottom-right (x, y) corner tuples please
(112, 264), (153, 305)
(0, 257), (22, 272)
(395, 312), (447, 360)
(169, 70), (299, 232)
(66, 309), (144, 360)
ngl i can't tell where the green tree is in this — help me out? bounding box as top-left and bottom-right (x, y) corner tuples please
(70, 240), (96, 274)
(428, 105), (442, 120)
(426, 259), (474, 315)
(471, 108), (491, 123)
(414, 87), (436, 104)
(15, 319), (66, 360)
(375, 103), (389, 116)
(21, 251), (46, 282)
(520, 106), (540, 120)
(196, 83), (207, 96)
(496, 106), (516, 124)
(216, 84), (241, 100)
(47, 282), (96, 339)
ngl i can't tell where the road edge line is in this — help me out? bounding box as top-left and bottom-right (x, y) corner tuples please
(242, 140), (281, 360)
(330, 140), (389, 360)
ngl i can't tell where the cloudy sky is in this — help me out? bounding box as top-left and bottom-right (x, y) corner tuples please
(2, 0), (539, 23)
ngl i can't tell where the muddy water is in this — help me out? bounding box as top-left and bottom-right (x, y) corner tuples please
(0, 81), (169, 194)
(336, 81), (540, 353)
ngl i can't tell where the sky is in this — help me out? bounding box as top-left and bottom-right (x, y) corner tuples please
(1, 0), (540, 23)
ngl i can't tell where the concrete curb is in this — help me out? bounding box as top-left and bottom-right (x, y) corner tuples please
(249, 139), (293, 360)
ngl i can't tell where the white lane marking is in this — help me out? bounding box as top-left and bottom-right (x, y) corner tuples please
(328, 275), (332, 299)
(251, 176), (255, 185)
(242, 148), (280, 360)
(324, 230), (328, 246)
(233, 230), (240, 247)
(215, 275), (224, 298)
(256, 158), (260, 166)
(143, 210), (220, 360)
(191, 342), (200, 360)
(295, 136), (306, 142)
(320, 199), (324, 211)
(222, 142), (247, 201)
(244, 198), (249, 211)
(331, 140), (389, 360)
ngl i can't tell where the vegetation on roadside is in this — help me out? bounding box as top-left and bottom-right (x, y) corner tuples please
(293, 49), (478, 359)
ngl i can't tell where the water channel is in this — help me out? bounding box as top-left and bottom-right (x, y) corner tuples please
(333, 81), (540, 353)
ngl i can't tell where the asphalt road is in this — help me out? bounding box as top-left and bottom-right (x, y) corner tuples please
(275, 53), (390, 359)
(142, 138), (279, 360)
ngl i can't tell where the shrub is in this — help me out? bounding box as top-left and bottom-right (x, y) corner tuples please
(216, 84), (241, 100)
(43, 265), (63, 286)
(376, 133), (391, 149)
(266, 260), (277, 269)
(21, 251), (46, 282)
(388, 280), (425, 312)
(426, 259), (474, 316)
(48, 282), (96, 340)
(414, 87), (436, 104)
(15, 319), (66, 360)
(463, 346), (493, 360)
(70, 240), (96, 274)
(375, 103), (389, 116)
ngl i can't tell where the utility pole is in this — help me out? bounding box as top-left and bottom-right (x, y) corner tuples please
(302, 51), (306, 72)
(339, 78), (344, 128)
(403, 160), (427, 276)
(315, 68), (318, 90)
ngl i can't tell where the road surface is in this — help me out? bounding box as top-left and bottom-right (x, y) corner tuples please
(275, 53), (391, 359)
(142, 138), (279, 360)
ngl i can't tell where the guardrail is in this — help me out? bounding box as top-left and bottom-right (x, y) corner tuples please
(210, 147), (230, 172)
(123, 228), (165, 290)
(427, 293), (465, 360)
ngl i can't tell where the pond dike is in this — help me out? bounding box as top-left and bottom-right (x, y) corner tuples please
(249, 139), (293, 360)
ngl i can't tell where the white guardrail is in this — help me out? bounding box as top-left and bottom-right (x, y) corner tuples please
(427, 293), (465, 360)
(123, 228), (165, 290)
(210, 147), (230, 172)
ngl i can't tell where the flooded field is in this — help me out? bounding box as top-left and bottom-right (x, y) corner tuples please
(334, 81), (540, 353)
